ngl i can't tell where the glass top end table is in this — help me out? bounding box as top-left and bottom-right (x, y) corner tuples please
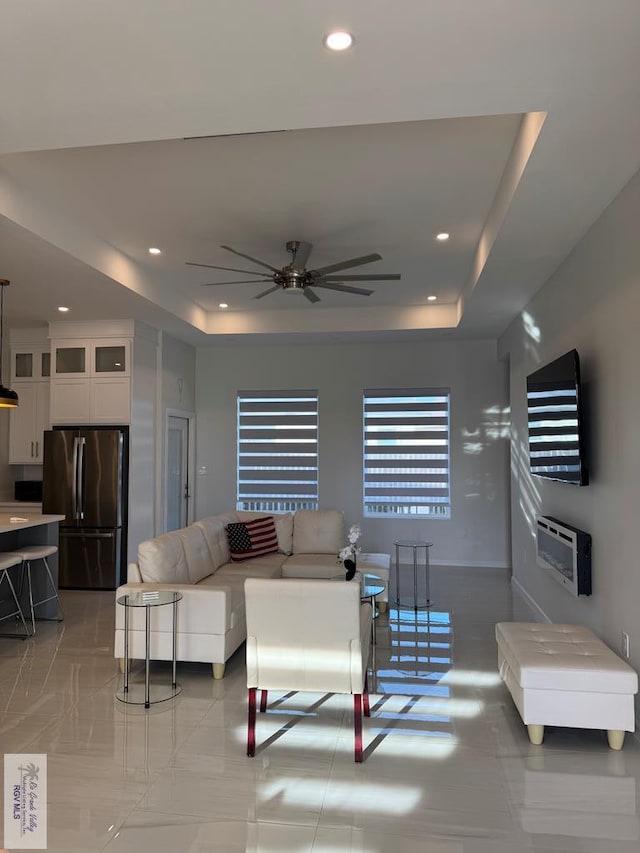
(331, 571), (385, 644)
(393, 540), (434, 611)
(116, 590), (182, 709)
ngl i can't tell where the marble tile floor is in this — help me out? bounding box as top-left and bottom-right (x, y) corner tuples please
(0, 566), (639, 852)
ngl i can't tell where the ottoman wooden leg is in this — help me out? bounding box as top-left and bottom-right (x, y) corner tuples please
(607, 729), (625, 750)
(378, 602), (387, 613)
(212, 663), (226, 679)
(527, 724), (544, 745)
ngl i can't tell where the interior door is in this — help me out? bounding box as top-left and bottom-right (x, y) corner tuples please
(166, 416), (190, 531)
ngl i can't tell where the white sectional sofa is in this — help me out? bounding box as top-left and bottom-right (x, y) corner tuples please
(114, 509), (389, 678)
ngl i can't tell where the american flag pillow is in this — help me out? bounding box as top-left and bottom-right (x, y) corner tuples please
(226, 516), (279, 562)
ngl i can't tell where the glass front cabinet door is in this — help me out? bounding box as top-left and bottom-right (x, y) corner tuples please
(52, 339), (130, 378)
(12, 348), (50, 380)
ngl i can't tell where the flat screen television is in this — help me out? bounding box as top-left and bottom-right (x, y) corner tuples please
(526, 349), (588, 485)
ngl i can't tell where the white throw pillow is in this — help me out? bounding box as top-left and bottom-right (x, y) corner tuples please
(292, 510), (344, 555)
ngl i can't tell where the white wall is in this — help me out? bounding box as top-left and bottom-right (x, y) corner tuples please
(128, 329), (159, 563)
(157, 333), (196, 531)
(195, 337), (510, 567)
(498, 168), (640, 671)
(162, 333), (196, 413)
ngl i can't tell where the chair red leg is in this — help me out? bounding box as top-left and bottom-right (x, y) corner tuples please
(247, 688), (257, 757)
(354, 693), (363, 763)
(363, 675), (370, 717)
(260, 689), (268, 713)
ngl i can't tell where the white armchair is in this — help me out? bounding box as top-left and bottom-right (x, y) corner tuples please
(244, 578), (373, 762)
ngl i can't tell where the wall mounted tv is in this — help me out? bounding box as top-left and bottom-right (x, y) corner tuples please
(526, 349), (588, 485)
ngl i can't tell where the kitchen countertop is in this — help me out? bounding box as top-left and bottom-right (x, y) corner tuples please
(0, 513), (65, 534)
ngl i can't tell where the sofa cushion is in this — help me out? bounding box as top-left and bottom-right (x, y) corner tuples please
(214, 553), (285, 581)
(236, 511), (294, 555)
(137, 532), (190, 584)
(292, 509), (344, 555)
(176, 525), (214, 585)
(195, 513), (238, 571)
(227, 516), (279, 561)
(281, 553), (341, 578)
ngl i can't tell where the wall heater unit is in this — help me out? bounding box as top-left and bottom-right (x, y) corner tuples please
(536, 516), (592, 597)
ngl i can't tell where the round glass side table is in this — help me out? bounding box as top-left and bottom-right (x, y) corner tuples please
(393, 540), (434, 610)
(116, 590), (182, 709)
(331, 571), (385, 644)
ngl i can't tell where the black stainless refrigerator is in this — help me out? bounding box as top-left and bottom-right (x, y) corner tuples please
(42, 426), (129, 589)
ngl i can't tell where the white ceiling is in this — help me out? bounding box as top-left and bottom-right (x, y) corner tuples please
(1, 1), (639, 346)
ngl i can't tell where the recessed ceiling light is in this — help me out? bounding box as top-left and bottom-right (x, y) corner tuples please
(323, 30), (354, 51)
(436, 233), (450, 242)
(427, 295), (437, 302)
(219, 303), (228, 309)
(58, 306), (69, 312)
(148, 247), (162, 255)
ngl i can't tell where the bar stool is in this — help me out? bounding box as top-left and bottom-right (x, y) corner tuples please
(0, 553), (31, 639)
(10, 545), (63, 635)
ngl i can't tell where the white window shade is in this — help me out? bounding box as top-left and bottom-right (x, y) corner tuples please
(237, 390), (319, 512)
(363, 388), (450, 519)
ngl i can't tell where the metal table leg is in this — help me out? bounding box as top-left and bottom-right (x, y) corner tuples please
(172, 593), (178, 689)
(123, 594), (129, 693)
(144, 603), (151, 709)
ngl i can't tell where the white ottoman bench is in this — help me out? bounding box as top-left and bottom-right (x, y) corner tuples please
(496, 622), (638, 750)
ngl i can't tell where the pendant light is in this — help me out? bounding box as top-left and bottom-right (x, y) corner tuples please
(0, 279), (19, 408)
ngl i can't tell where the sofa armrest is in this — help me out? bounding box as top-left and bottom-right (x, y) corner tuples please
(127, 562), (143, 583)
(115, 582), (231, 633)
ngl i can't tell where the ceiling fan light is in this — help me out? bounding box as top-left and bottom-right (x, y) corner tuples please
(323, 31), (354, 51)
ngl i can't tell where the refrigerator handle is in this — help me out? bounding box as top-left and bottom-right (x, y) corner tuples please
(78, 436), (86, 520)
(72, 436), (80, 520)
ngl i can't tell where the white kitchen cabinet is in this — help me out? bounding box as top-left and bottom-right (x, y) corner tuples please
(52, 339), (130, 378)
(49, 378), (91, 424)
(8, 381), (50, 463)
(90, 378), (130, 423)
(10, 328), (51, 385)
(51, 338), (130, 424)
(12, 349), (50, 381)
(50, 377), (131, 425)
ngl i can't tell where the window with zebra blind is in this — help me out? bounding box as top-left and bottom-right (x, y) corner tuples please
(237, 390), (319, 512)
(363, 388), (451, 518)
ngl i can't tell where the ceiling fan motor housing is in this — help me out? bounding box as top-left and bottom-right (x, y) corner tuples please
(281, 268), (307, 292)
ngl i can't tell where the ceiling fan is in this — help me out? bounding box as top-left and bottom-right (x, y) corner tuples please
(186, 240), (401, 303)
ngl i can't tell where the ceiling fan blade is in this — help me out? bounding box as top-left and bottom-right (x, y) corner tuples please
(312, 281), (373, 296)
(186, 261), (273, 276)
(221, 245), (281, 273)
(253, 284), (282, 299)
(303, 287), (321, 303)
(322, 273), (401, 281)
(310, 252), (382, 277)
(291, 241), (313, 270)
(201, 279), (272, 286)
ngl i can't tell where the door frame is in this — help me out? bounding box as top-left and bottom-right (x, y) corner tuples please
(163, 409), (196, 532)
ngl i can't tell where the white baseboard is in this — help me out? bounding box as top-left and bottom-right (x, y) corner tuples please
(429, 560), (511, 569)
(511, 576), (552, 623)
